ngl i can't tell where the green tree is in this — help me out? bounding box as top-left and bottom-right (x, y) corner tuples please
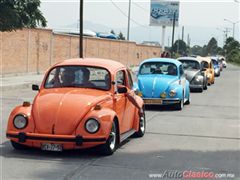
(172, 40), (187, 55)
(118, 32), (125, 40)
(110, 30), (115, 35)
(206, 37), (218, 55)
(223, 37), (240, 55)
(190, 45), (203, 56)
(0, 0), (47, 32)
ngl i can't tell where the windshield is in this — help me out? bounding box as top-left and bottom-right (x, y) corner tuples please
(179, 60), (200, 70)
(139, 62), (178, 76)
(44, 66), (110, 90)
(212, 59), (218, 65)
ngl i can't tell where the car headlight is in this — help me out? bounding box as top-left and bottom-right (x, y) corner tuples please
(160, 92), (167, 98)
(13, 114), (28, 129)
(195, 75), (202, 82)
(137, 91), (143, 97)
(85, 118), (100, 134)
(169, 90), (176, 97)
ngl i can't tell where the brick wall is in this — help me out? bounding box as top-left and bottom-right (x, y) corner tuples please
(1, 28), (161, 75)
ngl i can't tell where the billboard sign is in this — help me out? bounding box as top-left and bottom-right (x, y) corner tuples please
(150, 1), (179, 26)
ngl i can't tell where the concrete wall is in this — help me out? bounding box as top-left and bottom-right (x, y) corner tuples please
(1, 28), (161, 75)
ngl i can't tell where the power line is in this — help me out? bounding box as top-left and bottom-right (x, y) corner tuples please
(132, 2), (149, 13)
(110, 0), (148, 28)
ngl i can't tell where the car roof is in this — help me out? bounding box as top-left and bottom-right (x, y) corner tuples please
(196, 56), (211, 63)
(140, 58), (182, 67)
(52, 58), (125, 72)
(177, 57), (201, 63)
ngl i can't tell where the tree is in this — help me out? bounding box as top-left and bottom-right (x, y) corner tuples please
(223, 37), (240, 55)
(206, 37), (218, 55)
(0, 0), (47, 32)
(172, 40), (187, 55)
(190, 45), (203, 56)
(110, 30), (115, 35)
(118, 32), (125, 40)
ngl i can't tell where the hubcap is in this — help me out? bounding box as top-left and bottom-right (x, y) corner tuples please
(140, 116), (145, 132)
(109, 123), (116, 150)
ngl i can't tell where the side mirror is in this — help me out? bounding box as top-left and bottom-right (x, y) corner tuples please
(117, 86), (127, 94)
(32, 84), (39, 91)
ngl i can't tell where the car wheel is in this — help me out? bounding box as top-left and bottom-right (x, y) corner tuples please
(98, 120), (118, 156)
(199, 87), (203, 92)
(212, 81), (215, 84)
(134, 109), (146, 137)
(11, 141), (28, 150)
(203, 83), (207, 90)
(175, 92), (184, 110)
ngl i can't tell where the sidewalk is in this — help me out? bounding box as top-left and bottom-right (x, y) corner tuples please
(1, 74), (44, 91)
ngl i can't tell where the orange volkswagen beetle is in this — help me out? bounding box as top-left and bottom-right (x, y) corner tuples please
(197, 56), (215, 85)
(6, 58), (145, 155)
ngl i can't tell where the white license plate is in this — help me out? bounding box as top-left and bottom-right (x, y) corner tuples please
(41, 143), (63, 152)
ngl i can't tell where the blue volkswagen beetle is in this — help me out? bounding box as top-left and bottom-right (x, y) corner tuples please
(135, 58), (190, 110)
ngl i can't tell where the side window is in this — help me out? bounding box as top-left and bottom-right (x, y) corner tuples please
(116, 70), (126, 86)
(127, 70), (133, 89)
(179, 65), (184, 77)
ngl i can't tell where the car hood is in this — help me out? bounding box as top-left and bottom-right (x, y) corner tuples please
(138, 75), (179, 98)
(184, 69), (200, 82)
(32, 88), (111, 135)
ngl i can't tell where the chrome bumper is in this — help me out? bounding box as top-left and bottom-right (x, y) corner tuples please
(143, 98), (180, 105)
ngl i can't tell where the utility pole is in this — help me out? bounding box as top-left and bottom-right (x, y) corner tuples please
(182, 26), (184, 41)
(171, 11), (176, 57)
(223, 28), (231, 43)
(127, 0), (132, 41)
(224, 19), (240, 39)
(79, 0), (83, 58)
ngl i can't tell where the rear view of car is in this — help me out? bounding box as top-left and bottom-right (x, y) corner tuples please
(211, 57), (221, 77)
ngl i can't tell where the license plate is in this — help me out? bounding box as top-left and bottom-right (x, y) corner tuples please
(41, 143), (63, 152)
(144, 99), (162, 105)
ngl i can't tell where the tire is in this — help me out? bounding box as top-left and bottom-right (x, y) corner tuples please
(97, 120), (118, 156)
(185, 93), (190, 105)
(198, 88), (203, 93)
(11, 141), (28, 150)
(203, 83), (207, 90)
(175, 92), (184, 110)
(134, 109), (146, 137)
(212, 81), (215, 84)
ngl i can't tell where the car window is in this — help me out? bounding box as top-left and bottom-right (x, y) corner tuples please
(179, 65), (184, 77)
(45, 66), (110, 90)
(116, 70), (126, 86)
(127, 70), (134, 89)
(139, 62), (178, 76)
(179, 60), (200, 70)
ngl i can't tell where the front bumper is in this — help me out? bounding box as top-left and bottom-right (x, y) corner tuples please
(143, 98), (180, 105)
(189, 84), (203, 90)
(6, 132), (106, 149)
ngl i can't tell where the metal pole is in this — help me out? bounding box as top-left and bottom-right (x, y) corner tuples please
(79, 0), (83, 58)
(182, 26), (184, 41)
(171, 11), (176, 57)
(127, 0), (132, 41)
(233, 23), (235, 38)
(161, 26), (166, 52)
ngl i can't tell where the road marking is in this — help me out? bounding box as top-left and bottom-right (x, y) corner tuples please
(146, 132), (240, 140)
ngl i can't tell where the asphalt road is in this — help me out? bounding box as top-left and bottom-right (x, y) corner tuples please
(1, 64), (240, 180)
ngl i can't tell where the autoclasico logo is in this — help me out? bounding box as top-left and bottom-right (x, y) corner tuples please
(149, 170), (235, 179)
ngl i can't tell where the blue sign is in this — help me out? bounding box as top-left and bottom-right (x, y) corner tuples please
(150, 1), (179, 26)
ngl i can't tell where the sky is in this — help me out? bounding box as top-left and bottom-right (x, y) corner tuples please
(40, 0), (240, 47)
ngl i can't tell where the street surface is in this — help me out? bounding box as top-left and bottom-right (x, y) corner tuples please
(1, 64), (240, 180)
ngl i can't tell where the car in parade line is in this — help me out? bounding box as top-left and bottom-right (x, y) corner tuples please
(135, 58), (190, 110)
(178, 57), (208, 92)
(197, 56), (215, 85)
(211, 57), (221, 77)
(6, 58), (145, 155)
